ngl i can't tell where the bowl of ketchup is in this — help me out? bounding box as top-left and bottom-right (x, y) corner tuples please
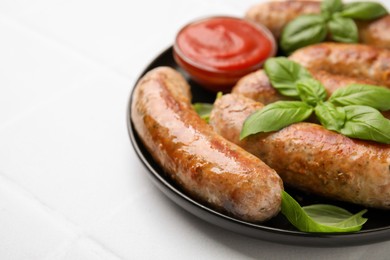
(173, 16), (276, 92)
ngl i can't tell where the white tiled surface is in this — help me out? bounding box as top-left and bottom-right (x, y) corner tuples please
(0, 0), (389, 259)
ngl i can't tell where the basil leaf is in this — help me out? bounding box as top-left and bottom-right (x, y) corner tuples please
(329, 84), (390, 111)
(264, 57), (313, 98)
(303, 205), (368, 230)
(192, 92), (222, 123)
(341, 2), (388, 20)
(281, 191), (368, 233)
(296, 78), (327, 106)
(240, 101), (313, 139)
(328, 16), (359, 43)
(321, 0), (343, 15)
(315, 102), (346, 131)
(216, 91), (223, 100)
(193, 103), (213, 123)
(340, 105), (390, 144)
(281, 14), (327, 54)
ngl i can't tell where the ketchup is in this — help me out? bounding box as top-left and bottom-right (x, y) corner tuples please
(174, 16), (276, 92)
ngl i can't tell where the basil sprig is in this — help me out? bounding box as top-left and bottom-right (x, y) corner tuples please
(280, 0), (388, 53)
(240, 58), (390, 144)
(282, 191), (367, 233)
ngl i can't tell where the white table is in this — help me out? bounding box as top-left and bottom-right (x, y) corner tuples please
(0, 0), (389, 259)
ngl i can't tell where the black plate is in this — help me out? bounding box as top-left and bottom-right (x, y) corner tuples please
(127, 46), (390, 247)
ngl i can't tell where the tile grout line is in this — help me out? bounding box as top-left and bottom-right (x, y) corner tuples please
(0, 172), (81, 236)
(0, 13), (133, 85)
(0, 171), (125, 260)
(78, 235), (126, 260)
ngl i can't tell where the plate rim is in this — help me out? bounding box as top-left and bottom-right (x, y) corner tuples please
(126, 46), (390, 247)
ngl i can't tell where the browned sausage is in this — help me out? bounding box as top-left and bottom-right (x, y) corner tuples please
(131, 66), (283, 222)
(356, 17), (390, 49)
(289, 42), (390, 87)
(245, 1), (390, 48)
(232, 69), (381, 105)
(209, 93), (390, 209)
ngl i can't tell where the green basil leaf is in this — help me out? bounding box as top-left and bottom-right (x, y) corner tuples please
(192, 92), (222, 123)
(193, 103), (213, 123)
(340, 105), (390, 144)
(341, 2), (388, 20)
(296, 78), (327, 106)
(321, 0), (343, 15)
(321, 11), (332, 22)
(281, 14), (327, 54)
(329, 84), (390, 111)
(281, 191), (368, 233)
(240, 101), (313, 139)
(315, 102), (346, 131)
(303, 205), (368, 230)
(328, 16), (358, 43)
(264, 57), (313, 98)
(216, 91), (223, 100)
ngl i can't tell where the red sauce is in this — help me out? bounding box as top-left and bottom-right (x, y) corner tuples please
(174, 16), (276, 91)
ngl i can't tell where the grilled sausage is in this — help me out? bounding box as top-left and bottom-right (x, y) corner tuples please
(289, 43), (390, 87)
(232, 69), (381, 105)
(245, 1), (390, 49)
(357, 17), (390, 49)
(209, 93), (390, 209)
(131, 66), (283, 222)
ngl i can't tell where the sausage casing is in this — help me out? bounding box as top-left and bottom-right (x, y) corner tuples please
(131, 67), (283, 222)
(209, 93), (390, 209)
(289, 42), (390, 87)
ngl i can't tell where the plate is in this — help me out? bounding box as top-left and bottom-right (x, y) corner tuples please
(127, 46), (390, 247)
